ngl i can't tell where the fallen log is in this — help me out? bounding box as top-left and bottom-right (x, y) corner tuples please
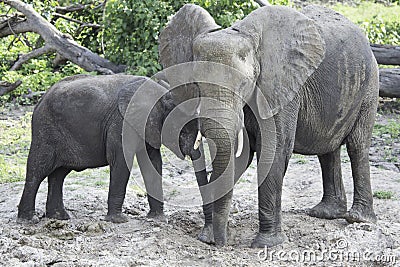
(379, 68), (400, 98)
(371, 44), (400, 66)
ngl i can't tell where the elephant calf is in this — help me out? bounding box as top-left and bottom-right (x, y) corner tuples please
(17, 74), (210, 226)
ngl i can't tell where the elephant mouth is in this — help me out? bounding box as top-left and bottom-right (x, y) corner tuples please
(193, 128), (244, 158)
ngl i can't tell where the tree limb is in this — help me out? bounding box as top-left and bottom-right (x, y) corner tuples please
(10, 45), (54, 70)
(0, 14), (31, 37)
(0, 0), (125, 74)
(0, 80), (22, 96)
(371, 44), (400, 66)
(55, 1), (105, 14)
(254, 0), (270, 7)
(55, 4), (91, 14)
(379, 68), (400, 98)
(53, 13), (102, 29)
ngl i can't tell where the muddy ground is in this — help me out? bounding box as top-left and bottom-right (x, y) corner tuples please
(0, 100), (399, 267)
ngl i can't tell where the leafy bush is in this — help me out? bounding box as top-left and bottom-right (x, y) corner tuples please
(1, 0), (399, 102)
(360, 19), (400, 45)
(333, 2), (400, 45)
(103, 0), (258, 76)
(373, 190), (394, 199)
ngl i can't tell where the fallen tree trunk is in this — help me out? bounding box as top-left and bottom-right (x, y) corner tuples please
(371, 44), (400, 66)
(0, 0), (126, 74)
(379, 68), (400, 98)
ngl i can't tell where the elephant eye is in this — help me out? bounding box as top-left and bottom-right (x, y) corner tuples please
(238, 53), (246, 61)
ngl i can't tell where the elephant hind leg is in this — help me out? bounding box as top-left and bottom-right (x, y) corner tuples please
(17, 145), (56, 223)
(344, 101), (377, 224)
(308, 147), (347, 219)
(46, 167), (71, 220)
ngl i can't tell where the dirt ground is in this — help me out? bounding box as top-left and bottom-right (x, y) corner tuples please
(0, 102), (399, 266)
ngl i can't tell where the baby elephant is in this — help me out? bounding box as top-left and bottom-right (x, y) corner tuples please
(17, 74), (209, 225)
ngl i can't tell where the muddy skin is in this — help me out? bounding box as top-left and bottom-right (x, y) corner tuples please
(159, 4), (379, 247)
(17, 74), (208, 229)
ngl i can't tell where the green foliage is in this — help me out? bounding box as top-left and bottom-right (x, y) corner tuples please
(373, 118), (400, 163)
(373, 119), (400, 138)
(333, 2), (400, 45)
(0, 0), (90, 104)
(360, 19), (400, 45)
(0, 110), (32, 183)
(373, 190), (394, 199)
(1, 0), (399, 102)
(292, 154), (308, 164)
(1, 61), (87, 104)
(103, 0), (259, 76)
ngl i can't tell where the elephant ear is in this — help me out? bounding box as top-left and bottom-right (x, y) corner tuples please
(232, 6), (326, 118)
(158, 4), (220, 112)
(159, 4), (220, 68)
(118, 78), (168, 149)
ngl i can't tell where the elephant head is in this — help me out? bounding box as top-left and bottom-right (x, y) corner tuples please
(118, 77), (201, 166)
(159, 4), (326, 245)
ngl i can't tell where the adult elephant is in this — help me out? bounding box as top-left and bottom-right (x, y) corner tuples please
(159, 4), (379, 247)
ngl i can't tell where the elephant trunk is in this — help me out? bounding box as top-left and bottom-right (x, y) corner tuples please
(200, 108), (238, 245)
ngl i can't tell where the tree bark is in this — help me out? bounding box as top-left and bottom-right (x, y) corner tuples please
(379, 68), (400, 98)
(371, 44), (400, 66)
(0, 0), (126, 74)
(0, 80), (22, 96)
(254, 0), (271, 7)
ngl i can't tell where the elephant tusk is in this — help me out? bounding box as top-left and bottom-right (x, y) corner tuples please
(193, 131), (202, 150)
(235, 128), (244, 158)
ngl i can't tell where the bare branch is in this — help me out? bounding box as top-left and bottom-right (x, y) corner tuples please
(0, 15), (32, 37)
(0, 80), (22, 96)
(0, 0), (125, 74)
(10, 45), (54, 70)
(55, 1), (106, 14)
(254, 0), (270, 7)
(54, 13), (102, 29)
(55, 4), (91, 14)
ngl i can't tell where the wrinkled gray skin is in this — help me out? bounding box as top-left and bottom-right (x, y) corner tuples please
(17, 74), (210, 227)
(159, 4), (379, 247)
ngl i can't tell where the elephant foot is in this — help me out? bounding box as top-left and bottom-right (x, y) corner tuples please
(198, 223), (214, 244)
(16, 214), (40, 225)
(46, 209), (70, 220)
(147, 210), (168, 223)
(344, 204), (377, 224)
(104, 213), (129, 223)
(251, 232), (287, 248)
(308, 198), (347, 219)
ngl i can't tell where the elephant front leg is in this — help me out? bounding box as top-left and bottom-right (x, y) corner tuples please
(191, 144), (214, 243)
(308, 147), (347, 219)
(251, 156), (288, 248)
(105, 151), (130, 223)
(137, 144), (167, 223)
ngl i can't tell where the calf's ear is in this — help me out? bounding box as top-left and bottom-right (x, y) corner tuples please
(118, 78), (168, 149)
